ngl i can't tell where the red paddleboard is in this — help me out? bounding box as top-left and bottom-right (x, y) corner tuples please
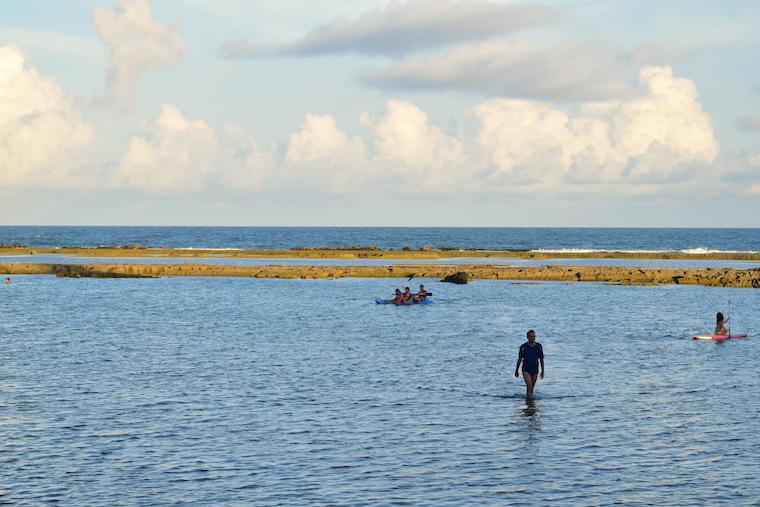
(692, 334), (748, 341)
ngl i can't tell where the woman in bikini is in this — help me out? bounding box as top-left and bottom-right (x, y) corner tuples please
(714, 312), (729, 336)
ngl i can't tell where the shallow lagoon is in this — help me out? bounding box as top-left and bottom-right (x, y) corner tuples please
(2, 276), (759, 505)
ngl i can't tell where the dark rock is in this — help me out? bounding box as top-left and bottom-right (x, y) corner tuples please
(441, 271), (469, 284)
(52, 265), (154, 278)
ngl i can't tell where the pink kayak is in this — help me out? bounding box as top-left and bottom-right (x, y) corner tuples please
(692, 334), (748, 341)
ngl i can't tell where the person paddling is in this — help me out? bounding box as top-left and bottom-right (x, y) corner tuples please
(413, 284), (429, 302)
(514, 330), (544, 397)
(714, 312), (729, 336)
(385, 289), (403, 304)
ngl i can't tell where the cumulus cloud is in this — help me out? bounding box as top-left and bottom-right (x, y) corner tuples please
(283, 113), (367, 191)
(109, 67), (723, 195)
(363, 39), (637, 102)
(93, 0), (185, 107)
(736, 115), (760, 131)
(474, 66), (719, 189)
(361, 99), (469, 189)
(0, 45), (94, 187)
(220, 0), (552, 58)
(112, 105), (275, 192)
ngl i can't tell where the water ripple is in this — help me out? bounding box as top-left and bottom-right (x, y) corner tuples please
(1, 276), (758, 505)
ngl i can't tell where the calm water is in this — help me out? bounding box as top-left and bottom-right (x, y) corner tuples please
(1, 226), (759, 252)
(2, 276), (758, 505)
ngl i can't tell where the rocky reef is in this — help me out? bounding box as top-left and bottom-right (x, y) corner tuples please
(3, 263), (760, 288)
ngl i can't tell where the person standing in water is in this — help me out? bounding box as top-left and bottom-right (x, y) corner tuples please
(715, 312), (729, 336)
(514, 330), (544, 397)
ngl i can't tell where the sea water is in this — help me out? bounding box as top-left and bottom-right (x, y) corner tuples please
(2, 275), (758, 505)
(1, 226), (759, 252)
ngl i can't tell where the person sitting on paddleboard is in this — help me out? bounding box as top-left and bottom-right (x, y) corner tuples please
(715, 312), (729, 336)
(413, 284), (429, 302)
(514, 330), (544, 398)
(385, 289), (403, 304)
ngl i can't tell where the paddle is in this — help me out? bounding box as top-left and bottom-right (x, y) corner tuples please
(728, 299), (731, 337)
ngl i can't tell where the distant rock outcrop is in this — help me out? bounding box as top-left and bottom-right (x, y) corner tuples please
(441, 271), (470, 284)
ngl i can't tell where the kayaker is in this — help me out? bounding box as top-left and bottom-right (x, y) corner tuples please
(401, 287), (413, 304)
(413, 284), (429, 302)
(385, 289), (403, 304)
(715, 312), (729, 336)
(514, 330), (544, 398)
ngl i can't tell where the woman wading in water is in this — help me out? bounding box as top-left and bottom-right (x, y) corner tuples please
(515, 330), (544, 397)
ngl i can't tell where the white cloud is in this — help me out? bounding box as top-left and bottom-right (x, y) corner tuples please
(474, 66), (719, 189)
(280, 102), (468, 192)
(363, 39), (636, 102)
(0, 45), (94, 187)
(221, 0), (552, 58)
(112, 105), (275, 192)
(362, 99), (469, 189)
(93, 0), (185, 107)
(283, 113), (367, 191)
(110, 68), (723, 195)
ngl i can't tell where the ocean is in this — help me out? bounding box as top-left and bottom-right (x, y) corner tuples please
(1, 226), (759, 252)
(1, 227), (759, 505)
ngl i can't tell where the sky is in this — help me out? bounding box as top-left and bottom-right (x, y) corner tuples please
(1, 0), (759, 226)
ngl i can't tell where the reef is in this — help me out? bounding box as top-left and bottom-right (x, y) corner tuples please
(3, 263), (760, 288)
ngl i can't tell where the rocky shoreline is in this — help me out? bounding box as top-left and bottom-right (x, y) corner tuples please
(3, 262), (760, 288)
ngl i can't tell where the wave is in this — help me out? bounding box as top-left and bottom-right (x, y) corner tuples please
(530, 248), (668, 254)
(679, 247), (759, 254)
(174, 247), (244, 251)
(530, 248), (760, 255)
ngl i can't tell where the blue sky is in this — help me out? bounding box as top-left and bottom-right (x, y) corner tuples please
(0, 0), (759, 226)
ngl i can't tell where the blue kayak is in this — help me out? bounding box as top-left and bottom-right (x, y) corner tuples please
(375, 298), (432, 305)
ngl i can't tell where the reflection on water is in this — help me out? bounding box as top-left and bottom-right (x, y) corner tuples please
(1, 276), (759, 505)
(519, 397), (542, 445)
(521, 397), (540, 418)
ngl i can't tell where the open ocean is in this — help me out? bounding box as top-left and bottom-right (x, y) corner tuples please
(2, 227), (759, 505)
(1, 226), (759, 252)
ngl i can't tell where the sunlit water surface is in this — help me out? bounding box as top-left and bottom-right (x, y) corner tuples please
(1, 276), (758, 505)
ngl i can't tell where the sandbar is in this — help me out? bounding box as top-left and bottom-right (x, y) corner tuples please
(3, 262), (759, 288)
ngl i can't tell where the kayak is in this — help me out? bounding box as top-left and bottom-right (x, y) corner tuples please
(375, 298), (432, 305)
(692, 334), (748, 341)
